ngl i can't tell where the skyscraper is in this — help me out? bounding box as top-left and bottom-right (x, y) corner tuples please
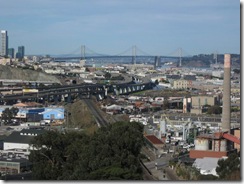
(16, 46), (25, 59)
(1, 30), (8, 57)
(8, 48), (15, 58)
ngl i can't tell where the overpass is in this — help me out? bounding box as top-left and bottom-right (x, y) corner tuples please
(0, 82), (154, 104)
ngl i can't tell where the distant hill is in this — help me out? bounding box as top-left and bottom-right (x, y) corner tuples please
(182, 54), (240, 68)
(0, 65), (61, 83)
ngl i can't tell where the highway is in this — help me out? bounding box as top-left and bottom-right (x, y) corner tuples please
(0, 81), (153, 102)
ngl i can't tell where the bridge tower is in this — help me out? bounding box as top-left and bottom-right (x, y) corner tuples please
(213, 51), (218, 64)
(132, 45), (137, 65)
(179, 48), (182, 67)
(80, 45), (86, 66)
(154, 56), (161, 69)
(81, 45), (86, 60)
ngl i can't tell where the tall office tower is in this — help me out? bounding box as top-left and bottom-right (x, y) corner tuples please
(17, 46), (25, 59)
(1, 30), (8, 56)
(222, 54), (231, 133)
(8, 48), (15, 58)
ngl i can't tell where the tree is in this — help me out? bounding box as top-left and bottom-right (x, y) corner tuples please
(207, 105), (222, 114)
(233, 69), (240, 74)
(1, 107), (19, 124)
(197, 174), (218, 180)
(29, 121), (145, 180)
(154, 79), (159, 85)
(162, 97), (169, 110)
(104, 72), (111, 80)
(216, 153), (240, 180)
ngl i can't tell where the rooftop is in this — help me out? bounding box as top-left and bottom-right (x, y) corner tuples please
(145, 135), (164, 145)
(4, 129), (46, 144)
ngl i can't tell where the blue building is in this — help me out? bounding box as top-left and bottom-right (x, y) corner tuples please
(39, 107), (65, 120)
(0, 106), (65, 123)
(16, 46), (25, 59)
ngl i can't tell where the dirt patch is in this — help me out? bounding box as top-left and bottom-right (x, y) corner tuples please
(64, 99), (98, 134)
(63, 98), (130, 134)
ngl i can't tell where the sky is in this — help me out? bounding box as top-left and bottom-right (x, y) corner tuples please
(0, 0), (241, 56)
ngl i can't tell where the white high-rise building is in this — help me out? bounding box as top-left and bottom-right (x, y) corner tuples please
(1, 30), (8, 56)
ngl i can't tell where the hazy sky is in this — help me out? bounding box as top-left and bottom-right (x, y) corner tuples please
(0, 0), (240, 56)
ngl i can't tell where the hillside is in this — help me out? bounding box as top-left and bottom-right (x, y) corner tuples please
(0, 65), (60, 83)
(63, 98), (129, 135)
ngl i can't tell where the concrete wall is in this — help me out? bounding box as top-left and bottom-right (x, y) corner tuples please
(234, 129), (240, 152)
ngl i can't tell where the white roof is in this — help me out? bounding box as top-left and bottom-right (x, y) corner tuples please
(193, 157), (225, 176)
(106, 104), (122, 110)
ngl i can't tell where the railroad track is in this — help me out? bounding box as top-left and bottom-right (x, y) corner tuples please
(83, 99), (109, 127)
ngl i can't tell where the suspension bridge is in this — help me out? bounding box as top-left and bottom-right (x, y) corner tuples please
(52, 45), (191, 66)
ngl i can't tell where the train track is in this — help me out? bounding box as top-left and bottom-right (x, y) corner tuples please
(83, 99), (109, 127)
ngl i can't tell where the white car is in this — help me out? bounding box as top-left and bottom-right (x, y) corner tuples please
(183, 144), (190, 149)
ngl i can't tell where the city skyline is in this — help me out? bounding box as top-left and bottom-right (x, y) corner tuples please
(0, 0), (241, 56)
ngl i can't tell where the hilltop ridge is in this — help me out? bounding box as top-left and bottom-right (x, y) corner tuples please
(0, 65), (60, 83)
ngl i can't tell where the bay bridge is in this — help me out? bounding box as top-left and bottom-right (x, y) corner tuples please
(51, 45), (191, 67)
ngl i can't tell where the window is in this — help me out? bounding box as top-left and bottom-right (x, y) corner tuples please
(205, 98), (208, 105)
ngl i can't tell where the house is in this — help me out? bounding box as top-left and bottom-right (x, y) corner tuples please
(13, 102), (43, 108)
(144, 135), (164, 153)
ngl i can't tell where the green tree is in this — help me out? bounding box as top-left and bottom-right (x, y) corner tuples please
(162, 97), (169, 110)
(29, 121), (145, 180)
(1, 107), (19, 124)
(104, 72), (111, 80)
(216, 153), (240, 180)
(207, 105), (222, 114)
(233, 69), (240, 74)
(154, 79), (159, 85)
(197, 174), (218, 180)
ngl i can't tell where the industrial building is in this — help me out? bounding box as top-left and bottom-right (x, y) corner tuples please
(190, 95), (219, 114)
(3, 129), (45, 150)
(173, 79), (192, 89)
(189, 130), (240, 159)
(189, 54), (240, 159)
